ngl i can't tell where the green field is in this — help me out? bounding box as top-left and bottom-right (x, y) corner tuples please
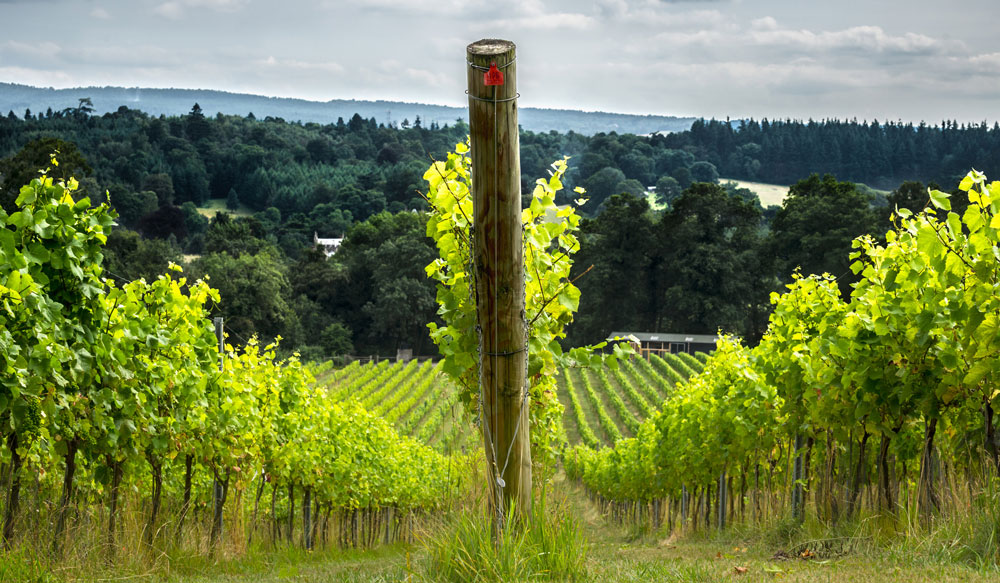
(722, 177), (891, 208)
(195, 198), (255, 218)
(722, 177), (790, 207)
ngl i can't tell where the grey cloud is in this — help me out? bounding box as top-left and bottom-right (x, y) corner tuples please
(153, 0), (249, 19)
(748, 26), (952, 55)
(0, 41), (63, 68)
(0, 0), (997, 123)
(67, 46), (184, 68)
(969, 53), (1000, 73)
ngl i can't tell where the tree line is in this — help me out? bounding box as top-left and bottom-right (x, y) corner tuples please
(0, 103), (991, 357)
(565, 172), (942, 346)
(660, 117), (1000, 189)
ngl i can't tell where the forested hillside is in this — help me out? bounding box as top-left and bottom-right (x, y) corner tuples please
(0, 83), (698, 136)
(1, 104), (994, 358)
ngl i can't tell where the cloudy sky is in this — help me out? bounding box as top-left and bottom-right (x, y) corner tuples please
(1, 0), (997, 122)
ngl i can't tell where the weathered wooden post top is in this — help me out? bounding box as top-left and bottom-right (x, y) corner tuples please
(466, 38), (531, 521)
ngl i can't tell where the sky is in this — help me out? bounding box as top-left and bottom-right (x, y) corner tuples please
(1, 0), (998, 123)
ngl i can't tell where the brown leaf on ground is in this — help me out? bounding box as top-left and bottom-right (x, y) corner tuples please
(734, 565), (748, 575)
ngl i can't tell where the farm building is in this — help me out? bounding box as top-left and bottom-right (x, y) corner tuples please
(606, 331), (719, 358)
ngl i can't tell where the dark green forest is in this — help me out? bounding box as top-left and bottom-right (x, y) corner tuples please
(668, 117), (1000, 188)
(0, 103), (990, 357)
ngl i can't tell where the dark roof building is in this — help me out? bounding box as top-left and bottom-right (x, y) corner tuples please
(606, 331), (719, 358)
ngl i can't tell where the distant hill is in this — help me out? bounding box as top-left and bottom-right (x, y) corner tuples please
(0, 83), (695, 136)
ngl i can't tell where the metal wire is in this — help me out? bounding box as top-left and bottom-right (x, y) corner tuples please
(466, 91), (519, 104)
(498, 378), (529, 483)
(483, 347), (526, 356)
(500, 205), (532, 489)
(466, 57), (517, 71)
(492, 82), (504, 513)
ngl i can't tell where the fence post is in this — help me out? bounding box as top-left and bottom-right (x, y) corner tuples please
(467, 38), (531, 525)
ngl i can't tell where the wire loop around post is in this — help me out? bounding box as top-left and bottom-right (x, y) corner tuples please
(466, 57), (517, 71)
(465, 90), (520, 104)
(483, 347), (527, 357)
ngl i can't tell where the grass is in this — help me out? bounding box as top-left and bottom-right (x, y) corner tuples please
(2, 539), (417, 582)
(6, 469), (1000, 582)
(140, 529), (997, 583)
(723, 177), (892, 208)
(567, 473), (1000, 583)
(584, 539), (999, 582)
(159, 545), (414, 582)
(0, 547), (59, 583)
(423, 505), (587, 582)
(8, 494), (1000, 582)
(722, 178), (790, 207)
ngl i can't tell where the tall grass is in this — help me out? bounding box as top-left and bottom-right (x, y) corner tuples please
(892, 474), (1000, 569)
(625, 472), (1000, 573)
(423, 498), (587, 582)
(0, 547), (59, 583)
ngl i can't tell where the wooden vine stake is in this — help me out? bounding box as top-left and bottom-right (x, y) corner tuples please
(211, 317), (225, 550)
(467, 39), (532, 526)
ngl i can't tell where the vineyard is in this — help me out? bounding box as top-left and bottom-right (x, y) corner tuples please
(308, 351), (706, 456)
(314, 359), (477, 454)
(565, 171), (1000, 566)
(3, 94), (1000, 580)
(557, 354), (704, 448)
(0, 173), (470, 564)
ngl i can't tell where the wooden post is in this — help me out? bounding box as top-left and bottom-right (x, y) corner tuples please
(467, 39), (531, 523)
(287, 483), (295, 542)
(681, 484), (688, 525)
(717, 470), (726, 530)
(792, 433), (804, 521)
(212, 317), (225, 546)
(303, 487), (312, 550)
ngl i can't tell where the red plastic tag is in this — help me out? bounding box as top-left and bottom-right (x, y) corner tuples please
(484, 62), (504, 86)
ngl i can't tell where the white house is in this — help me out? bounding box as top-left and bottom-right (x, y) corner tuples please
(313, 232), (344, 257)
